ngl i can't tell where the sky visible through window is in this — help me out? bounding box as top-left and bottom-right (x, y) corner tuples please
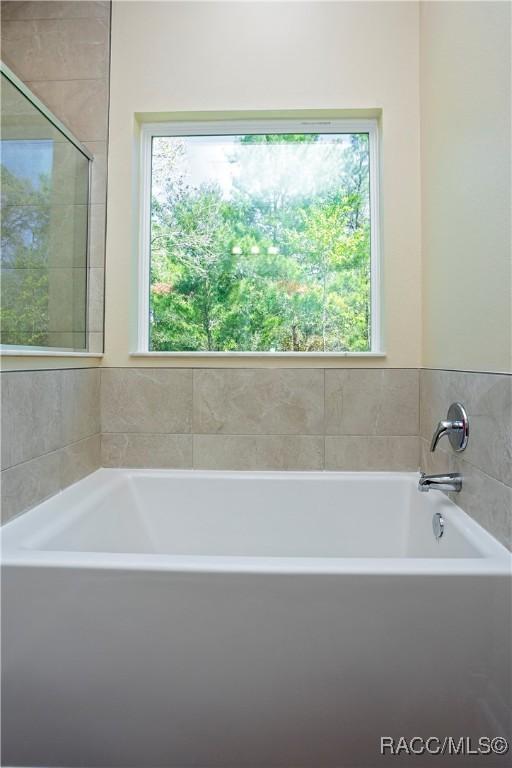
(150, 132), (371, 352)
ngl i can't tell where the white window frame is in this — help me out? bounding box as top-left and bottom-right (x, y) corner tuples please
(137, 118), (382, 356)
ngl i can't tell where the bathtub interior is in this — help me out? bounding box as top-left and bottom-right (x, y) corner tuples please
(3, 469), (507, 561)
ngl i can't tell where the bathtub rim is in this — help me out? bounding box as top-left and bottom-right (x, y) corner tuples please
(1, 468), (511, 575)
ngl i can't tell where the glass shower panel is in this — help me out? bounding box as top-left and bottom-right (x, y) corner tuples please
(1, 72), (90, 350)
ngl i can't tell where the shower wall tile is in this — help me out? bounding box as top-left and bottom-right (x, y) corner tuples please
(1, 450), (61, 524)
(47, 267), (87, 333)
(45, 332), (87, 350)
(60, 433), (101, 489)
(325, 436), (419, 471)
(1, 370), (62, 469)
(89, 205), (107, 267)
(419, 369), (512, 551)
(86, 142), (108, 205)
(194, 434), (324, 471)
(87, 267), (105, 333)
(193, 369), (324, 435)
(87, 331), (104, 353)
(101, 369), (193, 434)
(101, 433), (192, 469)
(419, 437), (511, 551)
(61, 368), (101, 444)
(420, 369), (512, 487)
(0, 369), (101, 522)
(47, 204), (89, 268)
(1, 2), (110, 21)
(325, 369), (419, 435)
(25, 79), (109, 142)
(1, 17), (109, 81)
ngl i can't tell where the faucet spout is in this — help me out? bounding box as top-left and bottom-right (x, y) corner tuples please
(418, 472), (462, 493)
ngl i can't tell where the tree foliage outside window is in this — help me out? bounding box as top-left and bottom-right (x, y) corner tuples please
(149, 130), (373, 352)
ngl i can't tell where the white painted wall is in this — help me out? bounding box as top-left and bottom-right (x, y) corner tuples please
(105, 0), (421, 367)
(420, 0), (512, 373)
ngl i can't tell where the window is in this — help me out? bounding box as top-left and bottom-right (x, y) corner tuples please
(139, 120), (380, 354)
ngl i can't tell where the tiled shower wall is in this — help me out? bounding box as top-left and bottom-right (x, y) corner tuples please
(100, 368), (420, 472)
(1, 368), (100, 523)
(419, 369), (512, 550)
(1, 0), (111, 352)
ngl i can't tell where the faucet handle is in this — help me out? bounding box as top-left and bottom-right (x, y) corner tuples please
(430, 402), (469, 453)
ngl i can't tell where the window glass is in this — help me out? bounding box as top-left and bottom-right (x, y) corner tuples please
(149, 131), (372, 352)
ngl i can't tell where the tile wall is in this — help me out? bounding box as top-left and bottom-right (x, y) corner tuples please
(420, 369), (512, 550)
(1, 368), (100, 523)
(100, 368), (420, 472)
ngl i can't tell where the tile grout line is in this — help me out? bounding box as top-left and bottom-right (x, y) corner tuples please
(1, 432), (101, 476)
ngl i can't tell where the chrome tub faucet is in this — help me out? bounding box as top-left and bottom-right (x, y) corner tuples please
(418, 472), (462, 493)
(430, 402), (469, 453)
(418, 402), (469, 493)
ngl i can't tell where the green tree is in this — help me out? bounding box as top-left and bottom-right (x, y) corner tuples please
(149, 132), (372, 352)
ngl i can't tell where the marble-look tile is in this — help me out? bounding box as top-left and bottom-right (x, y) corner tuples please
(325, 435), (419, 471)
(1, 370), (62, 469)
(325, 369), (419, 435)
(47, 267), (87, 333)
(1, 18), (109, 81)
(88, 205), (106, 268)
(87, 331), (104, 353)
(193, 434), (324, 471)
(193, 369), (324, 435)
(101, 433), (192, 469)
(101, 369), (193, 434)
(420, 437), (511, 551)
(26, 79), (109, 142)
(60, 433), (100, 489)
(61, 368), (100, 444)
(1, 2), (110, 21)
(1, 204), (88, 269)
(1, 450), (61, 523)
(87, 267), (104, 333)
(45, 331), (87, 350)
(50, 140), (90, 206)
(86, 142), (107, 205)
(420, 369), (512, 487)
(47, 204), (88, 268)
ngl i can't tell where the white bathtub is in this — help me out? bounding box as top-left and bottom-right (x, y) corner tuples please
(2, 469), (511, 767)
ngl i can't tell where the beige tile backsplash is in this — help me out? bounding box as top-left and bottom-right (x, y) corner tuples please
(102, 368), (418, 472)
(193, 434), (325, 471)
(325, 369), (419, 435)
(101, 433), (192, 470)
(101, 369), (193, 434)
(193, 369), (325, 435)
